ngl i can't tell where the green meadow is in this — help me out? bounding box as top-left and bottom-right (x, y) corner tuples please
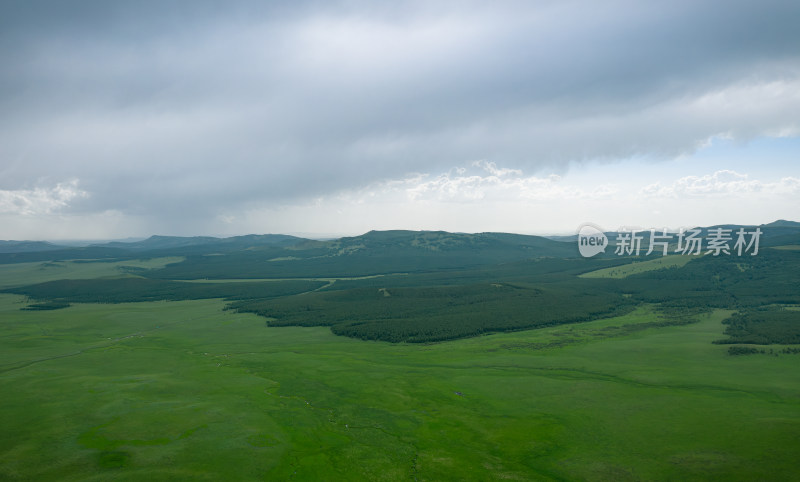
(0, 258), (183, 289)
(774, 245), (800, 251)
(579, 255), (696, 279)
(2, 295), (799, 481)
(2, 230), (799, 480)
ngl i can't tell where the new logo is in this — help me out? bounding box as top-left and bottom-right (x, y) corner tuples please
(577, 223), (608, 258)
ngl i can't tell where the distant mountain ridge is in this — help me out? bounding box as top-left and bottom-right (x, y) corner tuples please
(763, 219), (800, 228)
(141, 230), (580, 279)
(1, 221), (797, 263)
(0, 240), (67, 253)
(92, 234), (305, 251)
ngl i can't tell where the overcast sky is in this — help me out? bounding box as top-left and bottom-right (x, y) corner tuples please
(1, 0), (798, 239)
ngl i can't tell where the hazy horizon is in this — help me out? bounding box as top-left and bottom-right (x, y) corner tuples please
(2, 218), (797, 245)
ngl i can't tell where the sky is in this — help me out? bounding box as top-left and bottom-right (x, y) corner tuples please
(1, 0), (799, 240)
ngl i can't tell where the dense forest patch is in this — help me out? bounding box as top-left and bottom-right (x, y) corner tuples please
(715, 307), (800, 345)
(2, 232), (798, 345)
(2, 278), (326, 303)
(228, 283), (633, 343)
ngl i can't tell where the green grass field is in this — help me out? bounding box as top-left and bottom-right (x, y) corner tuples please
(773, 245), (800, 251)
(2, 294), (798, 480)
(579, 255), (696, 279)
(0, 258), (183, 289)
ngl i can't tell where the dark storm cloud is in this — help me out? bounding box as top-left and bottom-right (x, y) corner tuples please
(1, 0), (798, 226)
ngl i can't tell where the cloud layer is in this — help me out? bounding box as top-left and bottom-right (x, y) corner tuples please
(641, 170), (800, 198)
(1, 1), (798, 236)
(0, 180), (87, 215)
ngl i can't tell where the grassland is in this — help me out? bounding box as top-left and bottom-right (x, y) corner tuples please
(579, 255), (696, 279)
(0, 258), (183, 289)
(773, 245), (800, 251)
(1, 232), (799, 480)
(2, 295), (799, 480)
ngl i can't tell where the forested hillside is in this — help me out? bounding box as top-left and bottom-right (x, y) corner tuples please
(3, 225), (799, 344)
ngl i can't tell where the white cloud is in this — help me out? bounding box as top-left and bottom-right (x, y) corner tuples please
(640, 170), (800, 198)
(325, 161), (618, 204)
(0, 180), (88, 215)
